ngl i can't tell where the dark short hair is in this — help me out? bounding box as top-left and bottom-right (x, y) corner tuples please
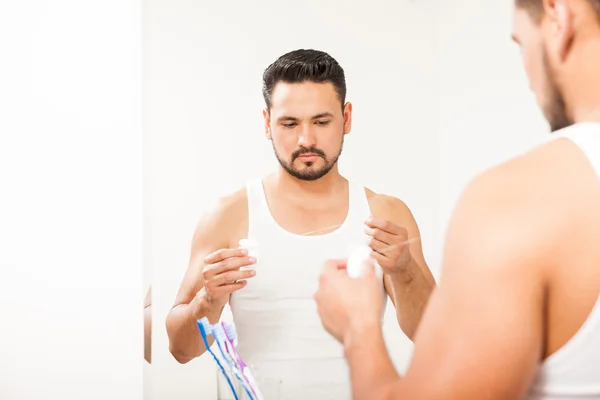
(262, 49), (347, 110)
(516, 0), (600, 23)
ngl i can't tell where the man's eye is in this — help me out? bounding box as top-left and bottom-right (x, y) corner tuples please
(282, 123), (296, 128)
(316, 121), (330, 126)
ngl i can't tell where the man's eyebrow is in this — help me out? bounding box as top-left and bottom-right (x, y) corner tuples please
(277, 116), (298, 122)
(312, 112), (334, 119)
(276, 112), (334, 122)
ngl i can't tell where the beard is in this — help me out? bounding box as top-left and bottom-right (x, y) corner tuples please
(273, 136), (344, 181)
(541, 48), (572, 133)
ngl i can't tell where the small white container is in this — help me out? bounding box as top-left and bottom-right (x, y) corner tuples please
(346, 245), (373, 278)
(238, 239), (259, 270)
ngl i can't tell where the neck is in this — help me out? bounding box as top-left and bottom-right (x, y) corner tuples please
(565, 37), (600, 124)
(272, 164), (346, 199)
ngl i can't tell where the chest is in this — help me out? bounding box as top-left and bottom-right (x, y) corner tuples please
(266, 198), (350, 236)
(236, 231), (368, 302)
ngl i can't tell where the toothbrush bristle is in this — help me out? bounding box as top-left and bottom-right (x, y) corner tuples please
(211, 324), (224, 339)
(223, 321), (238, 341)
(197, 317), (212, 336)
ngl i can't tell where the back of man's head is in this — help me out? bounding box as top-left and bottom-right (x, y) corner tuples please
(512, 0), (600, 132)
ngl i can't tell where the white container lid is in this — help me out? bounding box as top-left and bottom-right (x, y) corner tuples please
(238, 238), (260, 261)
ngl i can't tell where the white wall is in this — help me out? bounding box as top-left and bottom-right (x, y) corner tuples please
(0, 1), (143, 399)
(437, 1), (549, 247)
(145, 0), (440, 399)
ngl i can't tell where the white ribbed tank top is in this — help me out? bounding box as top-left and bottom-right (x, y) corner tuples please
(526, 122), (600, 399)
(228, 178), (387, 400)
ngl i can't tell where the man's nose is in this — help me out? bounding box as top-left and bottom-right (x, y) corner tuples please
(297, 124), (316, 148)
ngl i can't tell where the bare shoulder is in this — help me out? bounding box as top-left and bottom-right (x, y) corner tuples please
(191, 186), (249, 251)
(173, 186), (249, 305)
(449, 137), (600, 270)
(365, 188), (414, 222)
(471, 137), (598, 218)
(487, 136), (596, 192)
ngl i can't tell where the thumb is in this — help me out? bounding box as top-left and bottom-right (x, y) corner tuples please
(322, 258), (347, 273)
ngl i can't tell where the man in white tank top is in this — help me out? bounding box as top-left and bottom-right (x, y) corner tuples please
(165, 49), (437, 399)
(314, 1), (600, 399)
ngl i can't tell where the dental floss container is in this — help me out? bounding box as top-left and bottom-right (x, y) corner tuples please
(346, 245), (373, 278)
(238, 239), (259, 270)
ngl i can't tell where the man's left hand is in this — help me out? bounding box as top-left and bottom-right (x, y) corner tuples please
(365, 216), (413, 274)
(314, 259), (385, 345)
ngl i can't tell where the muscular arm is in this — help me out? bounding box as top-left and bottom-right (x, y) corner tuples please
(349, 173), (548, 399)
(165, 197), (240, 364)
(372, 195), (436, 340)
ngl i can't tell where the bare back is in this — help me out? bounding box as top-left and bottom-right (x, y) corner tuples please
(506, 130), (600, 361)
(390, 123), (600, 400)
(544, 137), (600, 360)
(526, 125), (600, 398)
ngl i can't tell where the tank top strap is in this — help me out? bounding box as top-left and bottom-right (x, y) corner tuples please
(552, 122), (600, 181)
(245, 177), (272, 239)
(346, 180), (372, 225)
(345, 181), (388, 291)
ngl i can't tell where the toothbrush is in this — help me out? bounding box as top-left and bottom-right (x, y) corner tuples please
(221, 321), (265, 400)
(200, 318), (257, 400)
(211, 323), (257, 400)
(196, 318), (239, 400)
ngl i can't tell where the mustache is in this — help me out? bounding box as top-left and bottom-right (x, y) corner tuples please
(292, 147), (326, 160)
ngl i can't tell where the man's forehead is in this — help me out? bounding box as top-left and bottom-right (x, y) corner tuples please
(270, 81), (340, 116)
(270, 105), (337, 120)
(271, 81), (338, 104)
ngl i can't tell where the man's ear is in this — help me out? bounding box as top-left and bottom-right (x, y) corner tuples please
(543, 0), (575, 61)
(343, 102), (353, 135)
(262, 108), (272, 140)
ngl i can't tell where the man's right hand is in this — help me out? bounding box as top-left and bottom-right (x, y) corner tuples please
(200, 248), (256, 310)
